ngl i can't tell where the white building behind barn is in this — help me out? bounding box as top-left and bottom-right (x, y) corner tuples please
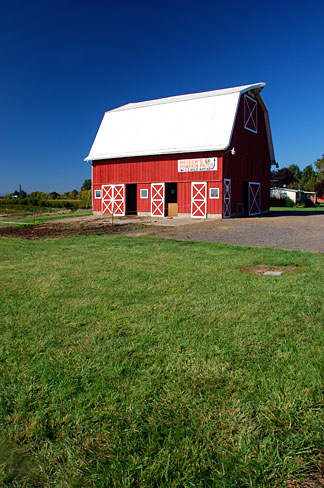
(270, 187), (316, 204)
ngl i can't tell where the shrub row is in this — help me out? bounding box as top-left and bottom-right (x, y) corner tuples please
(270, 197), (294, 207)
(0, 199), (91, 210)
(270, 197), (316, 208)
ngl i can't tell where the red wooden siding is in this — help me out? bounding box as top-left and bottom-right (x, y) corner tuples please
(137, 184), (151, 213)
(223, 94), (271, 214)
(93, 152), (224, 216)
(93, 152), (223, 186)
(178, 182), (192, 215)
(207, 181), (223, 215)
(92, 184), (102, 212)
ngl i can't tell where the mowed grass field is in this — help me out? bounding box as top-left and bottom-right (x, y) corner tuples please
(1, 235), (324, 487)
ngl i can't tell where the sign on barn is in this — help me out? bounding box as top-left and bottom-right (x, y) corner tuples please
(178, 158), (217, 173)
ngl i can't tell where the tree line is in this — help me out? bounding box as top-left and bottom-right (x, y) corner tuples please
(1, 179), (92, 209)
(271, 154), (324, 197)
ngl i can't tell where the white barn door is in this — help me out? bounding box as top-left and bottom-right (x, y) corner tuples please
(191, 182), (207, 218)
(223, 179), (231, 218)
(248, 182), (261, 216)
(151, 183), (164, 217)
(102, 185), (113, 215)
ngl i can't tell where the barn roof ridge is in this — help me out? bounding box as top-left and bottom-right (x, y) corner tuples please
(109, 82), (266, 113)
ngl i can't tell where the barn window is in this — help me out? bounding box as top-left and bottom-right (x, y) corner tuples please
(244, 95), (257, 133)
(95, 189), (101, 199)
(140, 189), (148, 199)
(209, 187), (219, 199)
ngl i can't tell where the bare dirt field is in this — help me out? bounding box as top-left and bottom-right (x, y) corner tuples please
(1, 211), (323, 253)
(0, 219), (144, 239)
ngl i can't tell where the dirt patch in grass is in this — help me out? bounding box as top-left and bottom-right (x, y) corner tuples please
(288, 472), (324, 487)
(0, 221), (148, 239)
(241, 264), (307, 276)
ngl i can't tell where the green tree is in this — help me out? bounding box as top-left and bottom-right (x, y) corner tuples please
(48, 191), (59, 200)
(300, 165), (317, 191)
(30, 191), (48, 200)
(314, 154), (324, 180)
(270, 168), (295, 188)
(288, 164), (301, 182)
(315, 180), (324, 198)
(81, 179), (91, 191)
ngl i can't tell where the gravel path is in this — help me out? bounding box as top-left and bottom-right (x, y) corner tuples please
(152, 212), (324, 253)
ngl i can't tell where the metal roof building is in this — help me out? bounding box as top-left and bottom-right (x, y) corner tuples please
(86, 83), (275, 218)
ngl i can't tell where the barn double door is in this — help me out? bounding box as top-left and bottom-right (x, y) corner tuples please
(102, 184), (125, 216)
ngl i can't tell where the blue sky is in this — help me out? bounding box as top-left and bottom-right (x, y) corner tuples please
(1, 0), (323, 194)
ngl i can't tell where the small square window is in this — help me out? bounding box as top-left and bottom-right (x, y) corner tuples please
(140, 189), (148, 199)
(210, 188), (219, 199)
(95, 190), (101, 199)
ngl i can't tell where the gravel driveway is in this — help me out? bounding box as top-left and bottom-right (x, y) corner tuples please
(152, 211), (324, 253)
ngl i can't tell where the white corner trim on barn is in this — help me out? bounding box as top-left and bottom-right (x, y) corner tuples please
(85, 82), (274, 162)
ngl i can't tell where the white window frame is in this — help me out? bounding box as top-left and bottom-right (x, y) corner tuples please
(94, 189), (102, 199)
(209, 187), (219, 199)
(140, 189), (148, 199)
(244, 94), (257, 134)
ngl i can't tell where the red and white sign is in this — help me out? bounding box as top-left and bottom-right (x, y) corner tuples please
(178, 158), (217, 173)
(191, 182), (207, 218)
(102, 184), (125, 216)
(151, 183), (164, 217)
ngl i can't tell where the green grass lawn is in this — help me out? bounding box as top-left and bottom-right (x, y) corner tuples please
(270, 206), (324, 212)
(1, 235), (324, 487)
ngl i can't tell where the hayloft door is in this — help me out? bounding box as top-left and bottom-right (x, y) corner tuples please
(151, 183), (165, 217)
(248, 182), (261, 216)
(191, 182), (207, 218)
(223, 179), (231, 218)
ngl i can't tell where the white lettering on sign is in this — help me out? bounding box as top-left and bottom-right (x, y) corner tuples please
(178, 158), (217, 173)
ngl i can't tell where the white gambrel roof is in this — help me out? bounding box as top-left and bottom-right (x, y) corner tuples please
(85, 82), (274, 161)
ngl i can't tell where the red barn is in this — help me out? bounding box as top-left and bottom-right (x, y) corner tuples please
(85, 82), (275, 218)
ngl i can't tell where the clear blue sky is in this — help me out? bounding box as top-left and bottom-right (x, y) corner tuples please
(1, 0), (323, 194)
